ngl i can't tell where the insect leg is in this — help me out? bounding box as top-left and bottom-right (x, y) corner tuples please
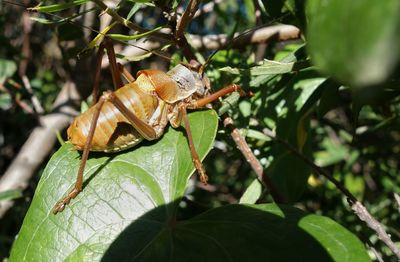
(189, 84), (247, 109)
(103, 40), (124, 90)
(179, 104), (208, 184)
(91, 40), (125, 104)
(117, 62), (135, 83)
(106, 92), (158, 141)
(90, 42), (106, 105)
(53, 96), (106, 214)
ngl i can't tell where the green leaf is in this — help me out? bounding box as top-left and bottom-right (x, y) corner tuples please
(54, 203), (369, 261)
(0, 59), (17, 85)
(107, 26), (163, 41)
(307, 0), (400, 87)
(219, 45), (309, 88)
(0, 93), (12, 110)
(29, 7), (97, 25)
(0, 190), (23, 202)
(126, 3), (145, 20)
(30, 0), (90, 13)
(239, 179), (263, 204)
(219, 59), (296, 76)
(9, 110), (218, 261)
(264, 72), (330, 202)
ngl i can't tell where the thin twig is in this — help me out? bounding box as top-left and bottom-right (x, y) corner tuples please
(367, 243), (384, 262)
(91, 0), (171, 41)
(175, 0), (201, 40)
(223, 116), (286, 203)
(394, 193), (400, 212)
(352, 202), (400, 258)
(19, 3), (44, 115)
(262, 127), (400, 259)
(21, 75), (44, 115)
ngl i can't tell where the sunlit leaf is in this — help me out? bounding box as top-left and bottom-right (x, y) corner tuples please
(10, 110), (218, 261)
(0, 59), (17, 85)
(239, 179), (262, 204)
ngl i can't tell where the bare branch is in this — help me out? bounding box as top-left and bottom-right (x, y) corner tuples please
(175, 0), (201, 40)
(223, 116), (286, 203)
(0, 81), (80, 218)
(353, 202), (400, 258)
(190, 24), (301, 50)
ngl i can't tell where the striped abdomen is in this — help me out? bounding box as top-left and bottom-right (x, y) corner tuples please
(67, 78), (158, 152)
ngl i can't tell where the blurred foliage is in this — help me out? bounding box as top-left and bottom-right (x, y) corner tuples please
(1, 0), (400, 261)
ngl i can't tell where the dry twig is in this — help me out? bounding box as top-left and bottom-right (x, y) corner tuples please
(175, 0), (201, 40)
(223, 116), (286, 203)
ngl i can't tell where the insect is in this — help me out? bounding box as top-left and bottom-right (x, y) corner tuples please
(52, 39), (247, 214)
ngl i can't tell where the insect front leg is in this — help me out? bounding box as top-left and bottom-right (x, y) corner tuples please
(177, 84), (249, 185)
(189, 84), (248, 109)
(178, 103), (209, 185)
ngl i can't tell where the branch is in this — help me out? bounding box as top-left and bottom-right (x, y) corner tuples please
(262, 128), (400, 259)
(352, 202), (400, 258)
(0, 81), (80, 218)
(223, 116), (286, 203)
(91, 0), (171, 42)
(190, 24), (301, 50)
(175, 0), (201, 40)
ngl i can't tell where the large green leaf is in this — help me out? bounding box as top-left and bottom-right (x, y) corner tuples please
(307, 0), (400, 87)
(9, 110), (218, 261)
(264, 71), (330, 202)
(20, 202), (370, 261)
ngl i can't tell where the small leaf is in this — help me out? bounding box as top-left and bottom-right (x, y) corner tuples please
(241, 128), (271, 142)
(0, 59), (17, 85)
(0, 190), (23, 202)
(217, 92), (241, 116)
(239, 179), (263, 204)
(219, 59), (296, 76)
(0, 93), (12, 110)
(107, 26), (163, 41)
(126, 3), (146, 20)
(29, 0), (90, 13)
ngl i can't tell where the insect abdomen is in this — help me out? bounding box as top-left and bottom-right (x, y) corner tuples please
(67, 80), (158, 152)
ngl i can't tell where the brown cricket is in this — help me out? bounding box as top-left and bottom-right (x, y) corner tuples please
(53, 40), (245, 214)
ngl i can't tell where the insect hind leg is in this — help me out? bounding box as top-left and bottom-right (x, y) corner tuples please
(53, 96), (106, 214)
(91, 40), (124, 105)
